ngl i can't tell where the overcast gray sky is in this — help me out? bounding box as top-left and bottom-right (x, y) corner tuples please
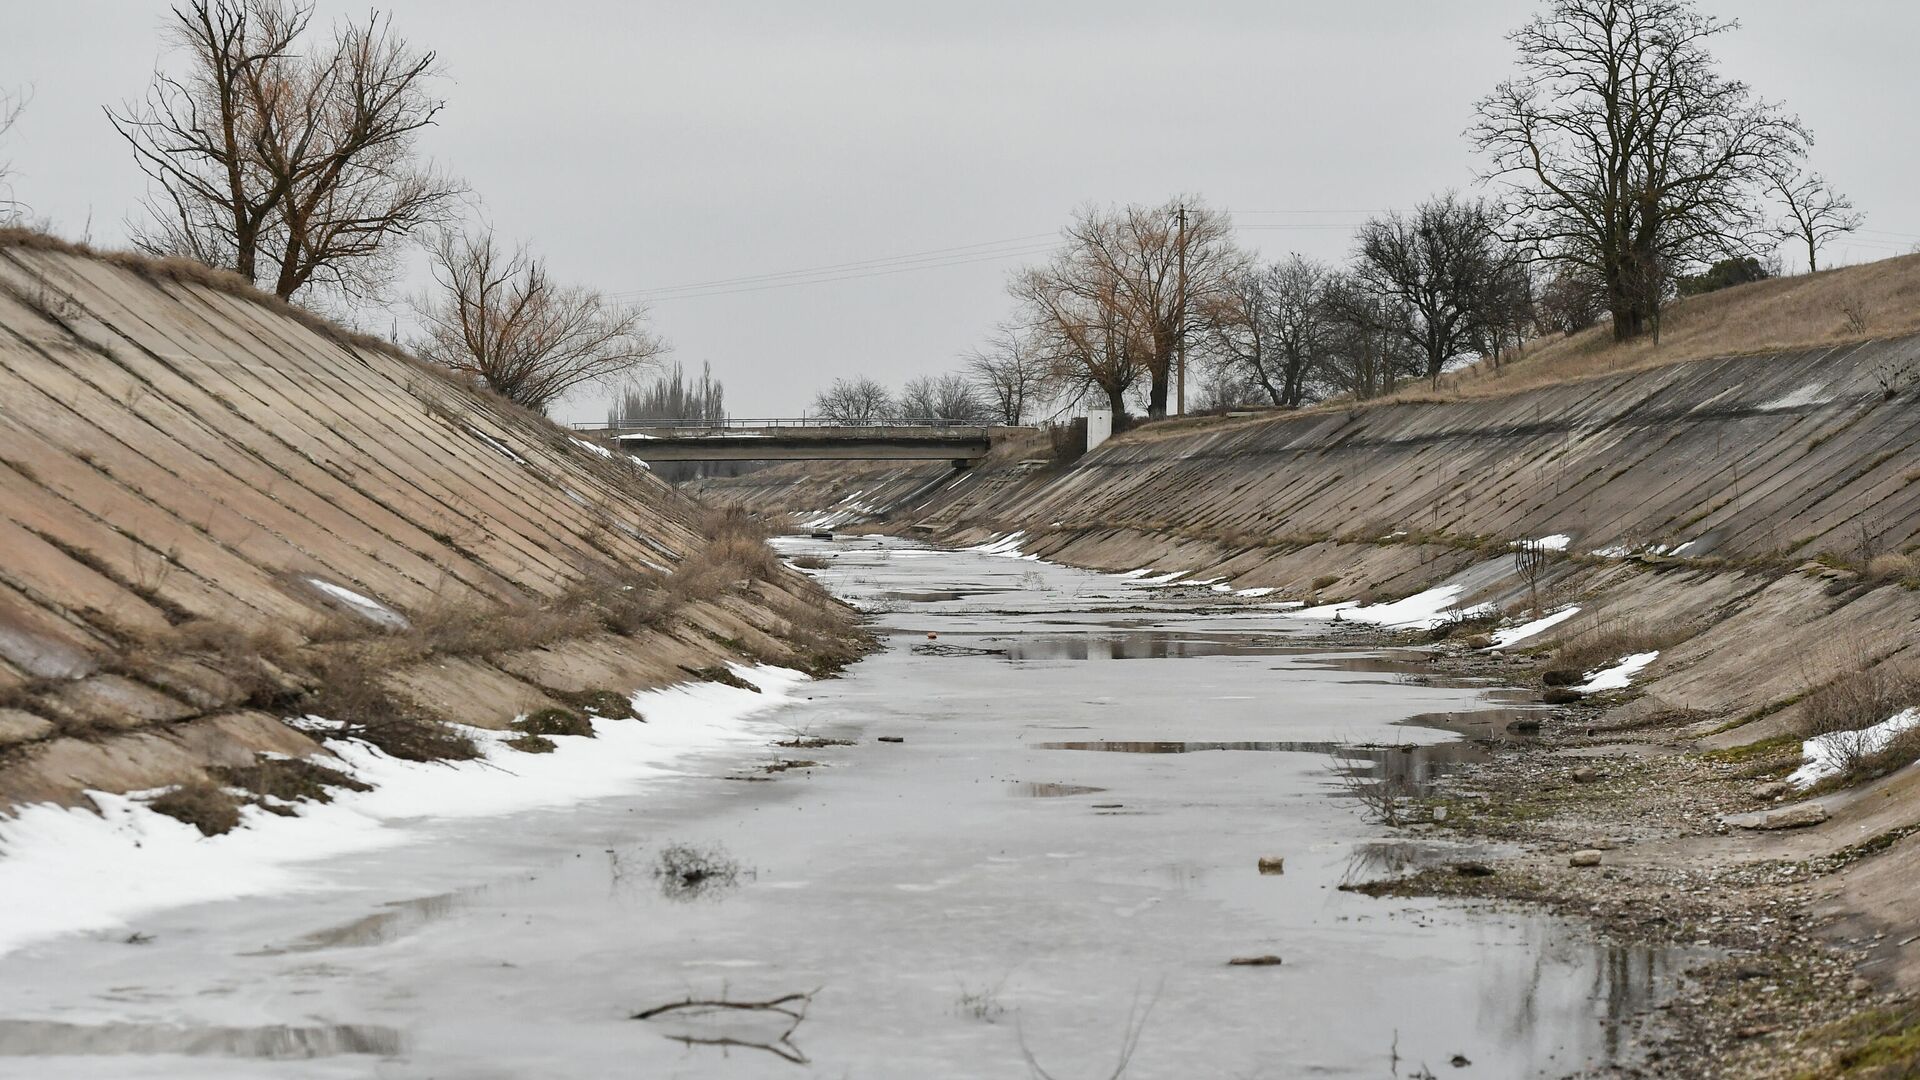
(5, 1), (1917, 421)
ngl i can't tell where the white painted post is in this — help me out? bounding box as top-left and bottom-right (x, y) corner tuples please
(1086, 409), (1113, 451)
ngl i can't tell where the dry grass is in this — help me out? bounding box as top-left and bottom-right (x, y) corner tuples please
(1797, 657), (1920, 780)
(1542, 616), (1697, 679)
(1418, 253), (1920, 400)
(211, 755), (370, 804)
(147, 781), (243, 836)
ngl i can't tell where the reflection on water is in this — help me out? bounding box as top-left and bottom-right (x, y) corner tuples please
(1039, 739), (1343, 754)
(1012, 782), (1108, 798)
(0, 1020), (403, 1059)
(255, 892), (461, 954)
(1000, 631), (1288, 661)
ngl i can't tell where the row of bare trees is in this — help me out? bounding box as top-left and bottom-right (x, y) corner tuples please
(967, 0), (1867, 420)
(101, 0), (661, 413)
(809, 373), (995, 425)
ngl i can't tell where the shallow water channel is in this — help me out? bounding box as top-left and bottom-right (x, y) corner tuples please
(0, 537), (1694, 1078)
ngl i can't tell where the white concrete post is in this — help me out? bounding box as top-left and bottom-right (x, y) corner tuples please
(1086, 409), (1113, 452)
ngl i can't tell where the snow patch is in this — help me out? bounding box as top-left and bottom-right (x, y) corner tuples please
(967, 532), (1029, 558)
(1576, 651), (1658, 693)
(305, 578), (408, 630)
(0, 665), (807, 958)
(1790, 708), (1920, 788)
(1519, 534), (1571, 552)
(1291, 584), (1486, 631)
(1489, 606), (1581, 648)
(1759, 384), (1831, 412)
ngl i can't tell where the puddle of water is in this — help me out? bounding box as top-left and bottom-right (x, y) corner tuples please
(0, 1020), (403, 1059)
(997, 631), (1291, 661)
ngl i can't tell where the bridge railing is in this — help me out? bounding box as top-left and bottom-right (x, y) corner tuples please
(573, 417), (1003, 433)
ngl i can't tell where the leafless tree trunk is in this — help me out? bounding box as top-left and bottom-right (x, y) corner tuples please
(1472, 0), (1807, 342)
(108, 0), (461, 302)
(1013, 261), (1145, 429)
(1768, 170), (1862, 274)
(411, 227), (665, 414)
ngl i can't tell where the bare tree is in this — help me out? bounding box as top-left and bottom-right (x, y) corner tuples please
(1031, 199), (1245, 420)
(1472, 0), (1807, 341)
(811, 377), (895, 424)
(1013, 258), (1146, 425)
(1768, 170), (1862, 274)
(1535, 268), (1604, 336)
(965, 324), (1046, 426)
(0, 87), (29, 223)
(1319, 275), (1423, 400)
(1352, 194), (1506, 385)
(109, 0), (461, 302)
(412, 227), (665, 414)
(900, 373), (989, 423)
(1203, 255), (1335, 408)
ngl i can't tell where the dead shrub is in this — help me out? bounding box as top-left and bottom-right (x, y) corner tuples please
(211, 755), (369, 804)
(147, 780), (242, 836)
(513, 708), (594, 738)
(304, 655), (480, 762)
(506, 734), (556, 754)
(1425, 607), (1501, 642)
(411, 598), (602, 658)
(789, 555), (832, 570)
(653, 841), (743, 902)
(553, 688), (636, 719)
(1797, 658), (1920, 779)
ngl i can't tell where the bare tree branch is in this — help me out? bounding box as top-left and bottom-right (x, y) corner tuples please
(1768, 169), (1862, 273)
(412, 226), (666, 414)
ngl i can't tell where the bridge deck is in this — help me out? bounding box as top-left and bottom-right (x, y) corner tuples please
(592, 422), (1000, 463)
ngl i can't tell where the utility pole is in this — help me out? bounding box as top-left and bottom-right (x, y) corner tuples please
(1175, 202), (1189, 417)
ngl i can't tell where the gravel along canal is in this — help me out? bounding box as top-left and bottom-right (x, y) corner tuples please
(0, 536), (1699, 1079)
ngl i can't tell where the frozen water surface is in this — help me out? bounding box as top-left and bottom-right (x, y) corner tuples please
(0, 536), (1695, 1078)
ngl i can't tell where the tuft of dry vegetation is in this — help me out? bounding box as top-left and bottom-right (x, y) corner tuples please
(1542, 616), (1697, 680)
(513, 708), (594, 738)
(1796, 655), (1920, 786)
(210, 756), (369, 805)
(147, 781), (243, 836)
(505, 734), (556, 754)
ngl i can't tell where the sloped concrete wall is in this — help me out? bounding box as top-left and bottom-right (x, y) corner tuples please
(0, 243), (851, 806)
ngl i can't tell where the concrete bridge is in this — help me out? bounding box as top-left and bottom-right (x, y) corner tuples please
(575, 419), (1005, 465)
